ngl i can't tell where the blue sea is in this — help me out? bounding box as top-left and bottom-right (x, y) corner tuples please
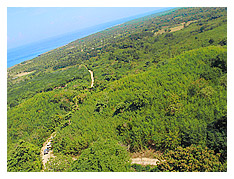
(7, 7), (174, 68)
(7, 22), (116, 68)
(7, 25), (107, 68)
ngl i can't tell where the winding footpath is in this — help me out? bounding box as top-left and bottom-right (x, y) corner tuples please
(78, 64), (94, 88)
(40, 65), (94, 170)
(88, 69), (94, 88)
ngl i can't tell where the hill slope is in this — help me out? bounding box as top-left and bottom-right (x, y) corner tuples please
(7, 7), (227, 172)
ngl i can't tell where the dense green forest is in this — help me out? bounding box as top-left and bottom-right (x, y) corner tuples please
(7, 7), (227, 172)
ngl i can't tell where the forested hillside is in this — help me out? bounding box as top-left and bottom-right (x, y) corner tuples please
(7, 7), (227, 172)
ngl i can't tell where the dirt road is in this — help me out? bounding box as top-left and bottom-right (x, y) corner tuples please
(40, 65), (94, 170)
(88, 70), (94, 87)
(131, 158), (160, 166)
(41, 132), (56, 168)
(79, 65), (94, 88)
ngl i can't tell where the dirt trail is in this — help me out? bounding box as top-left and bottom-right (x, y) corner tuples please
(79, 65), (94, 88)
(131, 158), (160, 166)
(40, 65), (94, 170)
(41, 132), (56, 169)
(88, 70), (94, 87)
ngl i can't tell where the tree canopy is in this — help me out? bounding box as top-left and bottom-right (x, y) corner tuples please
(7, 7), (227, 172)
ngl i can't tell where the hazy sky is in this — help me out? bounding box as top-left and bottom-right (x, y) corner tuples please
(7, 7), (168, 49)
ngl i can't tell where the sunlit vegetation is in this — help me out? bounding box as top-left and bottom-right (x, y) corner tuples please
(7, 65), (90, 107)
(156, 145), (226, 172)
(7, 140), (42, 172)
(69, 139), (131, 172)
(7, 7), (227, 172)
(7, 90), (77, 152)
(53, 46), (227, 161)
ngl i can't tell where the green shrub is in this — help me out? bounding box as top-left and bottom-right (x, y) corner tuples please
(157, 145), (226, 172)
(131, 164), (153, 172)
(69, 139), (131, 172)
(7, 140), (42, 172)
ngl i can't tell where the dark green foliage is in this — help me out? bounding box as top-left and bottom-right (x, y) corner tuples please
(131, 164), (159, 172)
(210, 54), (227, 73)
(157, 145), (226, 172)
(219, 38), (227, 46)
(209, 38), (214, 44)
(69, 139), (131, 172)
(207, 115), (227, 162)
(7, 140), (42, 172)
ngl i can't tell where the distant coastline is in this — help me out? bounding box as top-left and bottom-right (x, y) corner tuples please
(7, 7), (174, 68)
